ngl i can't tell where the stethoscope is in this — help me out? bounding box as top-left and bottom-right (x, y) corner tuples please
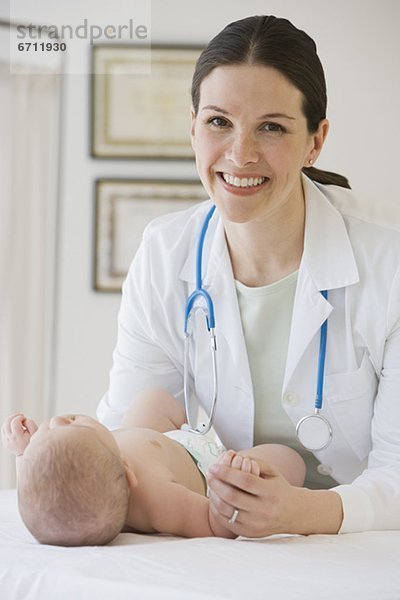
(183, 204), (333, 452)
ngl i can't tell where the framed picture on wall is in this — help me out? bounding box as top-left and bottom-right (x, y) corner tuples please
(94, 178), (208, 292)
(91, 45), (203, 159)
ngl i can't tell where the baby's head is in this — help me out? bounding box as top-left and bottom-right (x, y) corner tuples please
(17, 415), (130, 546)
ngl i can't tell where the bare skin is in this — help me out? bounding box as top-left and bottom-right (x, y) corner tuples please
(2, 389), (306, 540)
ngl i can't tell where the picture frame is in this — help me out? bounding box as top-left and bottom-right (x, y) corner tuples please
(91, 44), (203, 159)
(94, 178), (209, 292)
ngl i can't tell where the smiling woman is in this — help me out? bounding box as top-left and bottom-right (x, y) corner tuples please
(98, 14), (400, 539)
(189, 64), (327, 261)
(190, 16), (350, 188)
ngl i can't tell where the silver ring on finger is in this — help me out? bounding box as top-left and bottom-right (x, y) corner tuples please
(228, 508), (239, 524)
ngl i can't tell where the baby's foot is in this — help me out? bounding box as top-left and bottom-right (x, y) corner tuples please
(218, 450), (260, 476)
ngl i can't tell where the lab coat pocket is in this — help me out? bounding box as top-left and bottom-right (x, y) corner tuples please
(325, 353), (378, 461)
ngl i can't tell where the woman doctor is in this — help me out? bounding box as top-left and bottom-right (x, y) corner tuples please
(97, 15), (400, 537)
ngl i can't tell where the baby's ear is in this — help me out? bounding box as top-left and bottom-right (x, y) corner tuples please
(122, 459), (138, 488)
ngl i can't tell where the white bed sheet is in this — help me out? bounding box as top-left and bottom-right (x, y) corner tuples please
(0, 489), (399, 600)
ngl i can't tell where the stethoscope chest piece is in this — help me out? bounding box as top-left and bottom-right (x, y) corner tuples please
(296, 412), (332, 451)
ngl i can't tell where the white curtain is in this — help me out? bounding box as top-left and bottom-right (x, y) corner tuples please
(0, 61), (60, 488)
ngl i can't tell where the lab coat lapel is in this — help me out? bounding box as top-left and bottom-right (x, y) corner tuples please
(283, 177), (359, 390)
(283, 270), (332, 390)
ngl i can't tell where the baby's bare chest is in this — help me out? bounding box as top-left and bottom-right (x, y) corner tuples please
(115, 428), (206, 494)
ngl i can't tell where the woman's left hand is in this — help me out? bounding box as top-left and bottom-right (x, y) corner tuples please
(207, 451), (300, 537)
(207, 451), (343, 537)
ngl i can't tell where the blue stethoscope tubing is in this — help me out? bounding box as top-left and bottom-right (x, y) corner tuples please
(184, 204), (216, 332)
(183, 204), (333, 450)
(183, 204), (217, 435)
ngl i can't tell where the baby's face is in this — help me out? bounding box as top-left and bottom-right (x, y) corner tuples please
(29, 415), (120, 457)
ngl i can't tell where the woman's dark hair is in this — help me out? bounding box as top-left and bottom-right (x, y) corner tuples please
(191, 15), (350, 189)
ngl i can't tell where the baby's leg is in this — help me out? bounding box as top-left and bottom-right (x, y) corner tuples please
(121, 388), (186, 432)
(223, 444), (306, 487)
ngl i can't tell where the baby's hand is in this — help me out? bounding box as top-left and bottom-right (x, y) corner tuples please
(218, 449), (260, 476)
(1, 414), (38, 456)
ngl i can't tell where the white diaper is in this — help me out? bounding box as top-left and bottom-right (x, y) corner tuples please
(164, 427), (226, 479)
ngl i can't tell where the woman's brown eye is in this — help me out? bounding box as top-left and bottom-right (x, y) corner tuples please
(208, 117), (229, 128)
(263, 122), (285, 135)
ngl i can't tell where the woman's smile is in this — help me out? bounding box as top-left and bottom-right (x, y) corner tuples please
(217, 171), (270, 195)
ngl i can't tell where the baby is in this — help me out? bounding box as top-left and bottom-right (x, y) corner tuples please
(1, 389), (305, 546)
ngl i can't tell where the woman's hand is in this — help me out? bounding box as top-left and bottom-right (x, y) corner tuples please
(208, 450), (260, 539)
(206, 450), (343, 537)
(1, 413), (38, 456)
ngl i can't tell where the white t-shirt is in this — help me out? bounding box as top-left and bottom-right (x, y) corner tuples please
(235, 272), (337, 489)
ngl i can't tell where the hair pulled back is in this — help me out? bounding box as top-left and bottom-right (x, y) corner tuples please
(191, 15), (350, 188)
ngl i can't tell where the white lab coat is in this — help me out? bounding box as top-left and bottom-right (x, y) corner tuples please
(98, 175), (400, 533)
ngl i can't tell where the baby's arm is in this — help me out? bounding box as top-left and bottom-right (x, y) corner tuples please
(145, 477), (235, 538)
(1, 414), (38, 456)
(121, 388), (186, 432)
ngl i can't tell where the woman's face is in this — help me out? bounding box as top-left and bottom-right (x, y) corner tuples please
(190, 64), (328, 224)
